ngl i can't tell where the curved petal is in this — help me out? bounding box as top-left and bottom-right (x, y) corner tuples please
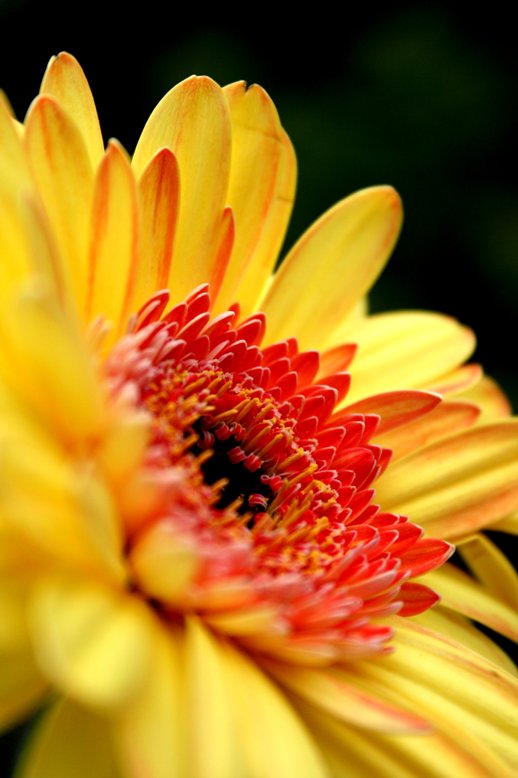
(132, 76), (231, 302)
(24, 95), (94, 313)
(215, 82), (296, 313)
(376, 421), (518, 539)
(113, 625), (184, 778)
(336, 311), (476, 404)
(137, 148), (180, 302)
(40, 52), (104, 166)
(87, 140), (140, 329)
(425, 563), (518, 642)
(376, 399), (481, 460)
(30, 578), (153, 709)
(261, 186), (402, 348)
(16, 699), (119, 778)
(264, 660), (429, 734)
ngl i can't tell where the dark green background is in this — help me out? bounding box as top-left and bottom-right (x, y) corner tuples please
(1, 1), (516, 406)
(0, 1), (516, 771)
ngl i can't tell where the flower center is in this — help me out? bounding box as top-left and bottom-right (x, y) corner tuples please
(104, 285), (452, 664)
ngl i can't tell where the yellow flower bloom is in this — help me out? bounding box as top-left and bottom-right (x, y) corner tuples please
(1, 52), (517, 777)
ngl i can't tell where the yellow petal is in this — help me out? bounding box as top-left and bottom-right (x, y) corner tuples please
(136, 147), (180, 302)
(215, 82), (296, 313)
(376, 421), (518, 539)
(0, 91), (28, 181)
(378, 619), (518, 768)
(460, 374), (512, 418)
(24, 95), (94, 313)
(337, 311), (475, 404)
(376, 399), (480, 460)
(313, 706), (515, 778)
(424, 563), (518, 642)
(130, 521), (199, 603)
(16, 699), (119, 778)
(233, 129), (296, 317)
(87, 140), (140, 329)
(30, 578), (153, 709)
(458, 533), (518, 609)
(132, 76), (231, 302)
(114, 626), (184, 778)
(40, 52), (104, 166)
(0, 282), (104, 442)
(264, 660), (429, 734)
(182, 618), (241, 778)
(493, 511), (518, 534)
(300, 698), (512, 778)
(0, 584), (47, 730)
(415, 605), (517, 673)
(222, 642), (329, 778)
(261, 186), (402, 348)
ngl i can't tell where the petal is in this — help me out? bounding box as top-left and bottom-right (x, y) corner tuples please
(16, 699), (119, 778)
(182, 618), (241, 778)
(0, 283), (104, 442)
(40, 52), (104, 166)
(221, 640), (329, 777)
(262, 186), (402, 349)
(215, 82), (296, 313)
(308, 702), (515, 778)
(136, 147), (180, 302)
(0, 584), (47, 730)
(87, 140), (140, 329)
(30, 578), (153, 709)
(342, 390), (442, 434)
(415, 606), (517, 673)
(376, 399), (481, 460)
(424, 563), (518, 642)
(24, 95), (94, 313)
(132, 76), (231, 301)
(264, 660), (429, 734)
(376, 421), (518, 539)
(113, 626), (184, 778)
(460, 374), (512, 418)
(0, 91), (28, 181)
(336, 311), (475, 404)
(458, 533), (518, 609)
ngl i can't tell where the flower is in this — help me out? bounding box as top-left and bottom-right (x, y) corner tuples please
(0, 51), (517, 778)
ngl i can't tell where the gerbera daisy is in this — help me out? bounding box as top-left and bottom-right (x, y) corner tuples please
(0, 52), (517, 778)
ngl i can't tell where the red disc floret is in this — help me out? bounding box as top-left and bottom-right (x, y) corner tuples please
(104, 286), (453, 661)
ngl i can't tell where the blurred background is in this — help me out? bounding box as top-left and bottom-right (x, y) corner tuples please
(0, 0), (516, 769)
(1, 0), (516, 405)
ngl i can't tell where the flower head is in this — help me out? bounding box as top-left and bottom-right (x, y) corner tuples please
(1, 53), (517, 777)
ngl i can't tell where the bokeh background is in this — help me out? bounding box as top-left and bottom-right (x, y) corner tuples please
(0, 0), (516, 771)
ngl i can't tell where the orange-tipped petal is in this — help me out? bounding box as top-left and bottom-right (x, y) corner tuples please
(261, 186), (402, 348)
(342, 390), (442, 434)
(24, 96), (94, 313)
(87, 140), (140, 329)
(40, 52), (104, 166)
(132, 76), (231, 302)
(264, 661), (430, 734)
(215, 82), (296, 313)
(137, 147), (180, 302)
(376, 399), (481, 460)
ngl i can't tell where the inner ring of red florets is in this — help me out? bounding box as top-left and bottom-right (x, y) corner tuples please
(104, 285), (452, 661)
